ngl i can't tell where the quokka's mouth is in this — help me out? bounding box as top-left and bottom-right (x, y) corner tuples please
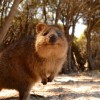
(41, 41), (62, 47)
(46, 42), (61, 46)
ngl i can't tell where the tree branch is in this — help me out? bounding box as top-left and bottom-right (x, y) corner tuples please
(0, 0), (22, 44)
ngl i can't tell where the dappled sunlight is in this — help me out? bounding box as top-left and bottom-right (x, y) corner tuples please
(0, 89), (18, 99)
(74, 97), (100, 100)
(71, 85), (91, 92)
(0, 0), (99, 100)
(0, 72), (100, 100)
(31, 73), (100, 99)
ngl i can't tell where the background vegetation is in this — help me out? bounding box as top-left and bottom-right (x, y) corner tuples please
(0, 0), (100, 73)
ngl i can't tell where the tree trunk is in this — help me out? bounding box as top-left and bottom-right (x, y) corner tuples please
(72, 42), (86, 71)
(43, 0), (47, 23)
(67, 42), (73, 71)
(67, 22), (75, 72)
(86, 31), (92, 70)
(0, 0), (2, 5)
(0, 0), (22, 44)
(86, 25), (95, 70)
(55, 0), (61, 25)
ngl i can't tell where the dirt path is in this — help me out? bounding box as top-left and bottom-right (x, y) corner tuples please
(0, 71), (100, 100)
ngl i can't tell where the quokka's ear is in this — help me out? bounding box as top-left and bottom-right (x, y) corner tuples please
(36, 23), (47, 33)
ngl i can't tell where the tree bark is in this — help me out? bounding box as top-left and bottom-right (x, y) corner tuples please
(72, 42), (86, 71)
(67, 22), (75, 72)
(0, 0), (2, 5)
(0, 0), (22, 44)
(55, 0), (61, 25)
(86, 23), (95, 70)
(43, 0), (47, 23)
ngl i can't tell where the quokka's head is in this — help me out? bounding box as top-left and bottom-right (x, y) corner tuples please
(35, 23), (68, 58)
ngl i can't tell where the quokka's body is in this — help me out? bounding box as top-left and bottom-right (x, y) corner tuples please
(0, 23), (68, 100)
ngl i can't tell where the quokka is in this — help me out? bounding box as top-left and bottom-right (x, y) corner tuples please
(0, 23), (68, 100)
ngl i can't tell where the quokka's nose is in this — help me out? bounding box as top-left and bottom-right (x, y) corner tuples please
(49, 34), (57, 44)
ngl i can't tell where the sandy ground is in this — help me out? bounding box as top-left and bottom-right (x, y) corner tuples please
(0, 71), (100, 100)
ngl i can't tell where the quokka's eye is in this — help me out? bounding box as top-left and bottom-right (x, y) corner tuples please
(57, 31), (62, 37)
(43, 32), (48, 36)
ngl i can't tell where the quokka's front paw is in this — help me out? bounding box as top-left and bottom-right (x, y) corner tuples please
(41, 78), (48, 85)
(48, 77), (53, 82)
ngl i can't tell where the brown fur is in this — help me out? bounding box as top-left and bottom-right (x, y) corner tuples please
(0, 23), (68, 100)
